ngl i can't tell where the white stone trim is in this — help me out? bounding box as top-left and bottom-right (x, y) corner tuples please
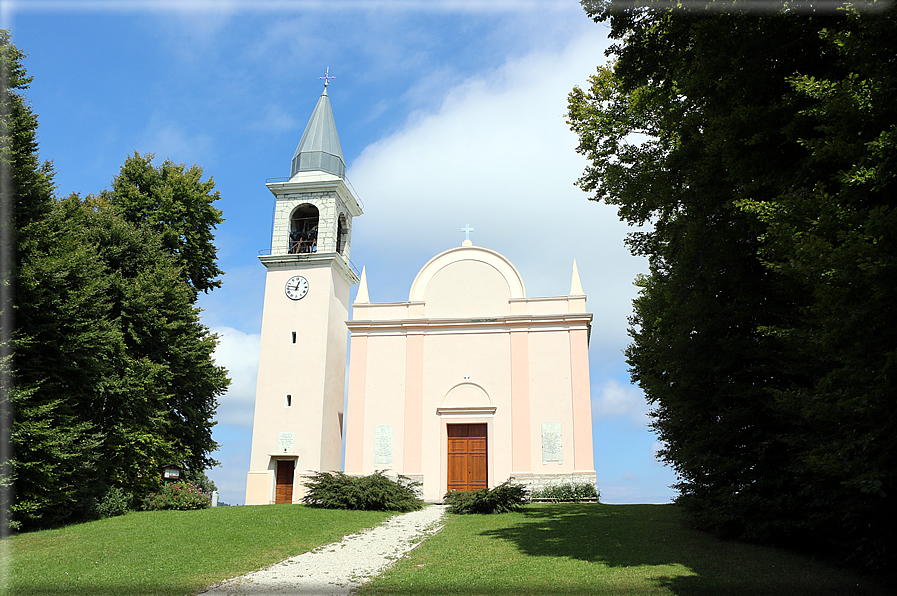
(347, 313), (593, 337)
(259, 252), (359, 285)
(435, 406), (497, 417)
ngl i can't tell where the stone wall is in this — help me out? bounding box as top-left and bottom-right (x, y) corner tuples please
(509, 472), (598, 494)
(402, 474), (425, 498)
(271, 190), (353, 258)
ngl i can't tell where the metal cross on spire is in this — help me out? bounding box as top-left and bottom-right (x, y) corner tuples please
(320, 67), (335, 88)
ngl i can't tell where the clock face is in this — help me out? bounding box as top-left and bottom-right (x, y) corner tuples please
(285, 275), (309, 300)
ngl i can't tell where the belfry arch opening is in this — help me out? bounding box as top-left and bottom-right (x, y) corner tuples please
(336, 214), (348, 255)
(289, 204), (318, 254)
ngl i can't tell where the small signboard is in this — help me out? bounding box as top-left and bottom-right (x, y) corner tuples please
(161, 464), (182, 485)
(541, 422), (563, 464)
(278, 432), (295, 453)
(374, 425), (393, 465)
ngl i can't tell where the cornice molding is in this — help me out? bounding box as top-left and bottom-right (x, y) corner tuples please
(347, 312), (593, 335)
(259, 252), (360, 285)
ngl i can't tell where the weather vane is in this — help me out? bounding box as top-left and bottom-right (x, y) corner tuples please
(320, 67), (335, 88)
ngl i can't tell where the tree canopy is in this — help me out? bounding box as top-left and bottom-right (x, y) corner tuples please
(568, 0), (895, 571)
(101, 152), (225, 296)
(2, 30), (229, 531)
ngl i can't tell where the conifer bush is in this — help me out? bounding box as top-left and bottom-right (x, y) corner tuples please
(141, 482), (211, 511)
(302, 471), (424, 512)
(443, 480), (529, 514)
(95, 486), (134, 518)
(531, 482), (599, 502)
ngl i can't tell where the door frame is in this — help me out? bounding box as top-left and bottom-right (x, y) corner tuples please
(446, 423), (488, 492)
(273, 458), (297, 504)
(441, 418), (493, 497)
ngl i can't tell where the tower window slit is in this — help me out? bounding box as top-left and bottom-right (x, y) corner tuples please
(286, 394), (292, 407)
(291, 331), (297, 344)
(336, 215), (347, 255)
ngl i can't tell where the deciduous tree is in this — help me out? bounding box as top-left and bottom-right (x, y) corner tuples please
(3, 31), (229, 530)
(568, 0), (895, 569)
(101, 152), (225, 296)
(11, 192), (228, 529)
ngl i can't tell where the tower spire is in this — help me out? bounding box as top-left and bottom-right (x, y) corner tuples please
(569, 259), (585, 296)
(355, 267), (370, 303)
(291, 72), (345, 179)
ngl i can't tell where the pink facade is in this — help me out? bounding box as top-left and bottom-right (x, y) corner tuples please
(344, 244), (596, 501)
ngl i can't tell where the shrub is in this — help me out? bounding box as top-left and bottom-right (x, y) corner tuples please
(95, 486), (133, 518)
(141, 482), (211, 511)
(182, 468), (217, 495)
(531, 481), (599, 502)
(302, 471), (424, 512)
(444, 480), (529, 514)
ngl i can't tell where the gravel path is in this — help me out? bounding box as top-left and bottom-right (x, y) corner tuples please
(198, 504), (447, 596)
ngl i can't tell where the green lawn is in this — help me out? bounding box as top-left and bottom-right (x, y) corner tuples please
(2, 505), (394, 596)
(3, 504), (888, 596)
(358, 504), (887, 596)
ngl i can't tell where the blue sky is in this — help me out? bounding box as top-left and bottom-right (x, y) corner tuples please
(7, 0), (677, 506)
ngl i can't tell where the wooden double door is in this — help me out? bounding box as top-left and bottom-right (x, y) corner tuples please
(447, 424), (488, 492)
(275, 460), (294, 504)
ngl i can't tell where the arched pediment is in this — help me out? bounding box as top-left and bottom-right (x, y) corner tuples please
(441, 382), (492, 408)
(409, 246), (526, 318)
(437, 382), (496, 416)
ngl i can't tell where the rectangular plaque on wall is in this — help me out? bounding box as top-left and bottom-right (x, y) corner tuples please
(541, 422), (563, 464)
(278, 432), (295, 453)
(374, 425), (393, 465)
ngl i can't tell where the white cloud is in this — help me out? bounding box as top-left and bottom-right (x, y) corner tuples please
(652, 441), (669, 465)
(136, 119), (214, 166)
(592, 378), (650, 426)
(211, 326), (260, 427)
(347, 28), (645, 361)
(11, 1), (583, 15)
(205, 427), (251, 505)
(248, 103), (299, 134)
(598, 484), (673, 505)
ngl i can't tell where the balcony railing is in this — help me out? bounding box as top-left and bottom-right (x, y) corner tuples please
(257, 248), (360, 278)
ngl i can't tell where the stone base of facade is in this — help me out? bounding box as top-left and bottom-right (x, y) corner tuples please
(509, 471), (598, 494)
(401, 474), (425, 498)
(357, 471), (427, 498)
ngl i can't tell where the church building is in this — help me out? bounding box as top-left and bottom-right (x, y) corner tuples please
(245, 81), (596, 505)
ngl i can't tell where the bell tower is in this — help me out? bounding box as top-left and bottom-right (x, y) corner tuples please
(245, 76), (363, 505)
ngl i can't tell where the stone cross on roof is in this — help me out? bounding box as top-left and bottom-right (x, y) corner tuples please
(461, 223), (474, 247)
